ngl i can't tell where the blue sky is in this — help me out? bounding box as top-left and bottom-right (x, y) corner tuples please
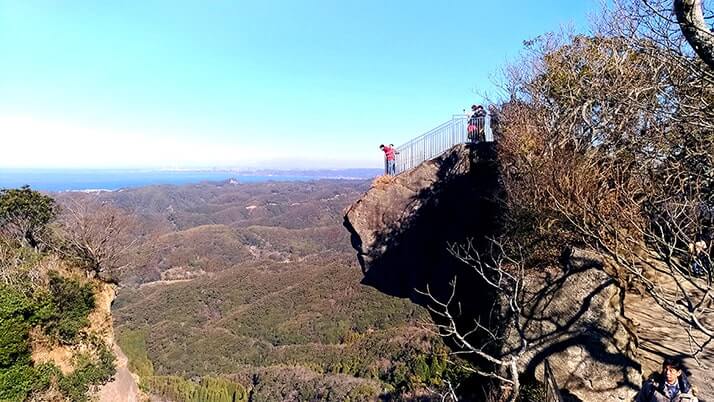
(0, 1), (597, 169)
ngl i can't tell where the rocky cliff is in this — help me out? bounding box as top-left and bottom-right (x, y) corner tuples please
(344, 143), (641, 401)
(344, 143), (502, 300)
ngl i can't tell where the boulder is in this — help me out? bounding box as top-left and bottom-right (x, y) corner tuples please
(514, 266), (640, 401)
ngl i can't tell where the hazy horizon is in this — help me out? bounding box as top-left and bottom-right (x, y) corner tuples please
(0, 166), (383, 173)
(0, 166), (382, 192)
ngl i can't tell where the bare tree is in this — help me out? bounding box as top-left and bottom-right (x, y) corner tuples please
(418, 240), (529, 402)
(603, 0), (714, 84)
(56, 198), (136, 283)
(495, 0), (714, 360)
(0, 237), (44, 288)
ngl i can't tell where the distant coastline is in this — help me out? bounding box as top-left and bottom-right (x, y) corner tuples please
(65, 188), (115, 193)
(0, 168), (382, 192)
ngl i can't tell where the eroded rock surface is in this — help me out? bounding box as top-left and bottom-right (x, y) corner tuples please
(96, 343), (140, 402)
(344, 143), (642, 401)
(626, 291), (714, 399)
(516, 267), (640, 401)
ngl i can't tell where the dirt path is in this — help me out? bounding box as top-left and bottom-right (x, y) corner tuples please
(626, 292), (714, 400)
(138, 278), (195, 289)
(96, 343), (140, 402)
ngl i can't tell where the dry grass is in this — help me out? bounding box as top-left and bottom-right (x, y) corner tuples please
(88, 282), (117, 346)
(30, 328), (76, 375)
(371, 175), (395, 188)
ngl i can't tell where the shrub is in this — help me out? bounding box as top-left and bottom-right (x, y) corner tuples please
(0, 286), (65, 401)
(0, 287), (37, 368)
(45, 272), (95, 343)
(58, 345), (116, 402)
(0, 274), (111, 401)
(0, 186), (57, 248)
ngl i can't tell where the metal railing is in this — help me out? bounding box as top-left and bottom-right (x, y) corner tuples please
(544, 359), (565, 402)
(391, 113), (493, 175)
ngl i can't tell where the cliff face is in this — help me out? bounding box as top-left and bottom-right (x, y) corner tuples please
(344, 143), (640, 401)
(344, 143), (502, 300)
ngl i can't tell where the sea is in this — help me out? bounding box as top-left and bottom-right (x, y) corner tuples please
(0, 168), (380, 192)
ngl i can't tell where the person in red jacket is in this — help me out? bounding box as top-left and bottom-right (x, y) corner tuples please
(380, 144), (398, 175)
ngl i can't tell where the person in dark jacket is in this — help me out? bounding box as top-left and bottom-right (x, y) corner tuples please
(636, 358), (697, 402)
(467, 105), (487, 142)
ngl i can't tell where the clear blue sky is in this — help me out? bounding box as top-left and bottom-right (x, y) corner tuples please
(0, 1), (596, 169)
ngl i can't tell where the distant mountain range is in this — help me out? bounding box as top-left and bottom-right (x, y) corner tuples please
(0, 168), (384, 192)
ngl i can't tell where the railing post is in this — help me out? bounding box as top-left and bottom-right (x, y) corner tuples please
(485, 113), (493, 142)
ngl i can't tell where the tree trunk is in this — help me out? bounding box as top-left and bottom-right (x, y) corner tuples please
(674, 0), (714, 70)
(24, 230), (38, 249)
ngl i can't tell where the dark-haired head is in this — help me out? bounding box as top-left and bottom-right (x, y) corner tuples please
(662, 357), (684, 371)
(379, 144), (385, 149)
(659, 357), (691, 393)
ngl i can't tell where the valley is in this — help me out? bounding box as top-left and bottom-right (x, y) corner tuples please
(58, 179), (451, 400)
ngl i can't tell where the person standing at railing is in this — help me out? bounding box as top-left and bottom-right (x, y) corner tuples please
(464, 104), (478, 137)
(465, 104), (477, 119)
(467, 105), (487, 143)
(379, 144), (398, 175)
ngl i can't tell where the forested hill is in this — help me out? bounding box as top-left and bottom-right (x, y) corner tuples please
(53, 179), (456, 401)
(56, 179), (373, 284)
